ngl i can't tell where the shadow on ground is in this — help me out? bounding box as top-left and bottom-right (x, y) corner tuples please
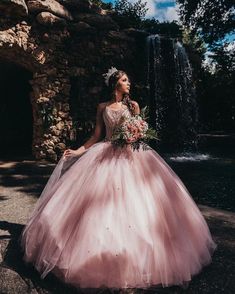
(0, 160), (55, 197)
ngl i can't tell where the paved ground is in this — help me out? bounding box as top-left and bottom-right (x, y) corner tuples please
(0, 159), (235, 294)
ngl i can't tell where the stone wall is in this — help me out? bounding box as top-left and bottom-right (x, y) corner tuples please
(0, 0), (149, 161)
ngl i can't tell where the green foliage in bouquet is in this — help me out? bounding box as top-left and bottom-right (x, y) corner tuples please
(110, 106), (159, 151)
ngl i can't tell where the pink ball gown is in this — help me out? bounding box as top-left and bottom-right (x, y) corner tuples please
(21, 103), (217, 290)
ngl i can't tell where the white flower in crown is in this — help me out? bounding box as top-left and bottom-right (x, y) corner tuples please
(102, 66), (119, 86)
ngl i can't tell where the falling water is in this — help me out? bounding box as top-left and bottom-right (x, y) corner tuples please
(146, 34), (199, 151)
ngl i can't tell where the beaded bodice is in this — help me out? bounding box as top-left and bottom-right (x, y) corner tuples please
(103, 104), (132, 141)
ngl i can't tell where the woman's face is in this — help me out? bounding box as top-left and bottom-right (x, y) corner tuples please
(116, 74), (131, 94)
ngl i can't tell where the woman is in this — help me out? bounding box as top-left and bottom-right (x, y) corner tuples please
(21, 67), (217, 291)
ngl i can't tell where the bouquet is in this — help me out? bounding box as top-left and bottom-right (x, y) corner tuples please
(110, 106), (159, 151)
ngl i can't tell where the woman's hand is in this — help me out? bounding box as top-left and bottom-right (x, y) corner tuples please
(63, 146), (85, 158)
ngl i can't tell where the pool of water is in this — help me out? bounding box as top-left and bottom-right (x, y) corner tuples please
(160, 147), (235, 212)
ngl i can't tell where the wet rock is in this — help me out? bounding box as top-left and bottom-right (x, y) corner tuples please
(57, 142), (66, 150)
(123, 27), (150, 37)
(36, 12), (67, 27)
(50, 125), (61, 136)
(27, 0), (73, 20)
(89, 86), (102, 94)
(0, 0), (141, 162)
(58, 0), (103, 14)
(47, 148), (57, 161)
(72, 21), (96, 34)
(75, 13), (119, 30)
(58, 111), (69, 119)
(63, 103), (70, 112)
(107, 30), (134, 42)
(0, 31), (15, 46)
(56, 121), (65, 130)
(58, 0), (92, 10)
(69, 66), (87, 77)
(36, 97), (50, 104)
(0, 0), (28, 17)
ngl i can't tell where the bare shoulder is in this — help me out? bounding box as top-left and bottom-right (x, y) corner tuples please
(97, 102), (107, 112)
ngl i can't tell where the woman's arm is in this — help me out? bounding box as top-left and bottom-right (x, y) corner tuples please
(131, 100), (140, 115)
(63, 103), (105, 157)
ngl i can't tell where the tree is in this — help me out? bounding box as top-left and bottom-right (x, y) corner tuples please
(211, 43), (235, 72)
(176, 0), (235, 47)
(114, 0), (148, 19)
(141, 19), (182, 37)
(176, 1), (235, 132)
(113, 0), (148, 29)
(91, 0), (113, 10)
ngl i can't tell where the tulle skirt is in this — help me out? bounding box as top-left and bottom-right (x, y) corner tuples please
(21, 141), (217, 289)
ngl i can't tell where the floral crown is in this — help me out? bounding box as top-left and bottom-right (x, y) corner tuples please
(102, 66), (119, 86)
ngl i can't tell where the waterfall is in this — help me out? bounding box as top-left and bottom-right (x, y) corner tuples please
(146, 34), (198, 151)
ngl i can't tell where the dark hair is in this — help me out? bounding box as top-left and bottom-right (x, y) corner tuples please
(107, 70), (136, 116)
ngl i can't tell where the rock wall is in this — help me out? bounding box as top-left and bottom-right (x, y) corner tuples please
(0, 0), (148, 161)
